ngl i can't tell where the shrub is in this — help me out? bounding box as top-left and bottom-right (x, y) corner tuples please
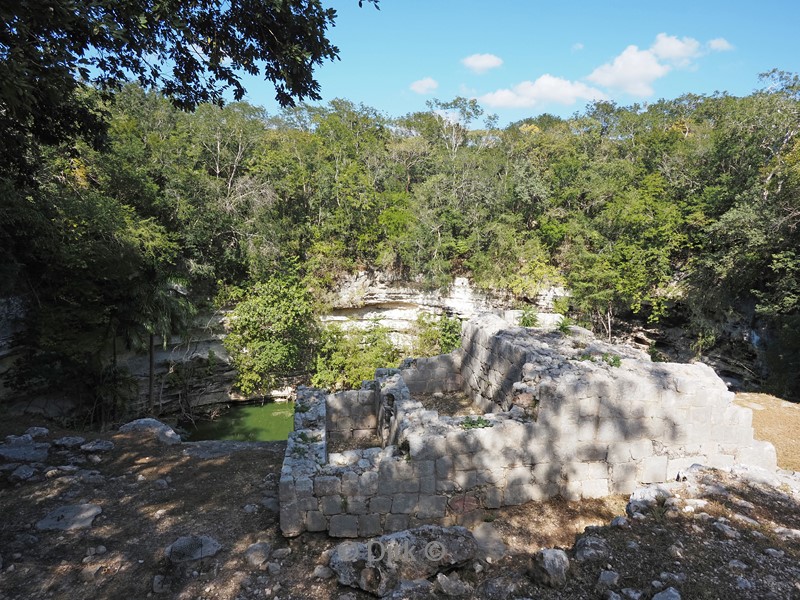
(519, 307), (539, 327)
(223, 271), (317, 396)
(557, 316), (573, 335)
(412, 313), (462, 357)
(461, 415), (493, 430)
(312, 322), (400, 391)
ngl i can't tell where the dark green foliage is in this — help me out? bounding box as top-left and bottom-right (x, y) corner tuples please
(312, 323), (400, 391)
(5, 65), (800, 407)
(0, 0), (379, 173)
(223, 271), (317, 396)
(519, 308), (540, 328)
(557, 317), (573, 335)
(461, 416), (492, 430)
(413, 313), (462, 357)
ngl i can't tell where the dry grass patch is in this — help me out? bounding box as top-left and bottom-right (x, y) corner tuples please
(735, 392), (800, 471)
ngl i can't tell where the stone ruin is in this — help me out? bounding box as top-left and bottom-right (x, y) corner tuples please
(279, 313), (777, 538)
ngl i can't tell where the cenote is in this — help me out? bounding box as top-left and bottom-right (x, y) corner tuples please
(186, 402), (295, 442)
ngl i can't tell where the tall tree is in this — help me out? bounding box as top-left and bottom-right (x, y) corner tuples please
(0, 0), (379, 172)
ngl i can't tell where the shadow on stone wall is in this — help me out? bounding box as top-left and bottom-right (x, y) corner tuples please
(278, 313), (777, 538)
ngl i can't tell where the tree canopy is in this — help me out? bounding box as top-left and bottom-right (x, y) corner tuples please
(2, 63), (800, 414)
(0, 0), (378, 172)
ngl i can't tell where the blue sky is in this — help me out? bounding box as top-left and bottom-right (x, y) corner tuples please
(239, 0), (800, 125)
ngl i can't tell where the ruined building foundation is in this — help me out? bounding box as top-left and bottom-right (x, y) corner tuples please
(279, 314), (777, 538)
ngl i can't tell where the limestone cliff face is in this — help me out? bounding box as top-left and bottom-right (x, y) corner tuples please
(119, 312), (236, 416)
(115, 276), (517, 414)
(323, 271), (564, 348)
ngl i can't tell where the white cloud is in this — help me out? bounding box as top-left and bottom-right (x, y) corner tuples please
(572, 42), (584, 52)
(409, 77), (439, 95)
(651, 33), (702, 66)
(708, 37), (734, 51)
(587, 45), (671, 96)
(479, 74), (607, 108)
(462, 53), (503, 74)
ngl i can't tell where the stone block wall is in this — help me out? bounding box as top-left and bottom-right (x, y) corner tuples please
(326, 389), (379, 444)
(279, 313), (777, 538)
(281, 381), (453, 538)
(458, 314), (777, 499)
(398, 352), (464, 396)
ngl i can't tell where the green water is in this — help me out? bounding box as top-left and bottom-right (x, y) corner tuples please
(187, 402), (295, 442)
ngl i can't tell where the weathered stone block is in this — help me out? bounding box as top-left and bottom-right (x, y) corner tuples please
(476, 469), (504, 486)
(397, 478), (420, 493)
(279, 477), (296, 503)
(595, 418), (624, 443)
(314, 476), (341, 497)
(436, 479), (458, 493)
(645, 417), (667, 439)
(453, 452), (476, 471)
(482, 487), (503, 509)
(506, 465), (534, 486)
(329, 515), (358, 538)
(578, 397), (600, 418)
(736, 441), (777, 470)
(370, 496), (392, 514)
(346, 496), (368, 515)
(436, 456), (455, 479)
(359, 471), (379, 496)
(640, 455), (668, 484)
(294, 477), (313, 497)
(280, 504), (303, 537)
(569, 461), (608, 481)
(353, 428), (377, 439)
(575, 443), (608, 462)
(610, 462), (638, 495)
(321, 495), (344, 516)
(358, 514), (382, 537)
(325, 392), (346, 412)
(667, 422), (690, 444)
(341, 471), (359, 496)
(379, 459), (416, 481)
(377, 475), (398, 495)
(706, 453), (735, 470)
(531, 462), (558, 485)
(690, 406), (713, 426)
(473, 452), (509, 471)
(306, 511), (328, 532)
(503, 483), (546, 505)
(607, 443), (631, 464)
(415, 460), (435, 478)
(630, 439), (654, 461)
(573, 415), (598, 442)
(416, 496), (447, 519)
(580, 479), (609, 499)
(500, 445), (527, 467)
(453, 470), (477, 490)
(420, 476), (436, 494)
(408, 433), (446, 460)
(297, 496), (319, 511)
(384, 513), (409, 532)
(391, 493), (419, 514)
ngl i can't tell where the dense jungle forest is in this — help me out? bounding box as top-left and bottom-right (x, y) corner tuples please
(2, 71), (800, 417)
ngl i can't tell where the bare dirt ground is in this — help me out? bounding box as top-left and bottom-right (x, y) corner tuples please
(416, 391), (479, 417)
(0, 389), (799, 599)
